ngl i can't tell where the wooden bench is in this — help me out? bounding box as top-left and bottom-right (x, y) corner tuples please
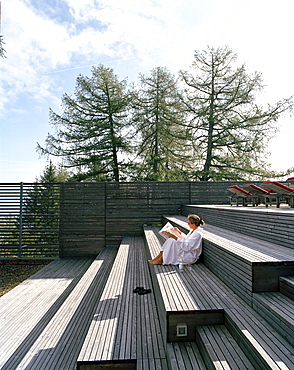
(77, 236), (168, 369)
(164, 215), (294, 305)
(145, 223), (294, 369)
(0, 249), (117, 370)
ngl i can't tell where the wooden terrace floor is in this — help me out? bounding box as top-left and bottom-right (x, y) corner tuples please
(1, 204), (294, 370)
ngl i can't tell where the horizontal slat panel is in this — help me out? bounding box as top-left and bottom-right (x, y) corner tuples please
(1, 182), (293, 258)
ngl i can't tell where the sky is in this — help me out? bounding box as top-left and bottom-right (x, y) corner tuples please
(0, 0), (293, 183)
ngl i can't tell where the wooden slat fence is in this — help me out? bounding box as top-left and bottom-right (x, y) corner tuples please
(1, 180), (290, 258)
(0, 183), (60, 259)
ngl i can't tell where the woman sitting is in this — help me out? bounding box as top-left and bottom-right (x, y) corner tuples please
(149, 214), (204, 265)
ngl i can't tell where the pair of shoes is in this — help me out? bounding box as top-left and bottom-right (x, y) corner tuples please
(138, 288), (151, 295)
(133, 286), (152, 295)
(133, 286), (144, 293)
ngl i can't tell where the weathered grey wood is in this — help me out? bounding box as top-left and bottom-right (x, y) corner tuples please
(164, 215), (294, 305)
(191, 265), (294, 369)
(59, 182), (106, 257)
(137, 358), (169, 370)
(196, 325), (255, 369)
(188, 263), (294, 370)
(0, 257), (97, 369)
(77, 236), (166, 369)
(181, 204), (294, 249)
(144, 224), (294, 369)
(166, 342), (207, 370)
(280, 276), (294, 300)
(252, 292), (294, 346)
(144, 226), (224, 343)
(2, 182), (293, 258)
(17, 248), (117, 370)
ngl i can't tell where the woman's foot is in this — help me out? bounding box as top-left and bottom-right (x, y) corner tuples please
(148, 252), (163, 264)
(149, 256), (163, 265)
(149, 260), (162, 265)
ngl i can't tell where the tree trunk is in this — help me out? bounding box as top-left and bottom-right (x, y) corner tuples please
(201, 57), (215, 181)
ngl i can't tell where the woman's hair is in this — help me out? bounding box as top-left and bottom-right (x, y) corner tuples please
(188, 214), (204, 226)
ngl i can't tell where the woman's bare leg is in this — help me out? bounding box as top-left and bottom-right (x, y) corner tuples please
(148, 251), (162, 262)
(148, 251), (163, 264)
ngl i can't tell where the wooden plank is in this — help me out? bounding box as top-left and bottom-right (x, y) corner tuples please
(2, 182), (293, 258)
(145, 223), (294, 369)
(164, 215), (294, 261)
(200, 271), (294, 370)
(181, 205), (294, 249)
(177, 256), (294, 369)
(144, 226), (224, 342)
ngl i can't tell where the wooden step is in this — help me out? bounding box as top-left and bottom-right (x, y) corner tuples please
(196, 325), (255, 369)
(163, 215), (294, 305)
(144, 226), (224, 343)
(167, 342), (207, 370)
(181, 204), (294, 249)
(2, 249), (118, 370)
(77, 236), (166, 369)
(0, 257), (95, 369)
(280, 276), (294, 300)
(252, 291), (294, 346)
(192, 263), (294, 369)
(145, 224), (294, 369)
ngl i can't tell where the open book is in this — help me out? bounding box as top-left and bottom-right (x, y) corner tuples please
(159, 222), (182, 240)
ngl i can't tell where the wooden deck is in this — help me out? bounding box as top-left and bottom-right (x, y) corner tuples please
(144, 226), (224, 342)
(1, 204), (294, 369)
(145, 216), (294, 369)
(166, 342), (207, 370)
(77, 236), (167, 369)
(164, 214), (294, 305)
(1, 239), (169, 370)
(0, 249), (117, 370)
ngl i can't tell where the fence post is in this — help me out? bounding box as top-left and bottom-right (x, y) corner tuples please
(18, 182), (23, 258)
(189, 181), (192, 204)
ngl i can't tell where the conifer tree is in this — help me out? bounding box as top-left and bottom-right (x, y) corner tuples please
(21, 162), (60, 246)
(37, 65), (132, 181)
(180, 46), (292, 181)
(132, 66), (189, 180)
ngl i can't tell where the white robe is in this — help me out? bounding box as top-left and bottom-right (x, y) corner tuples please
(161, 227), (203, 265)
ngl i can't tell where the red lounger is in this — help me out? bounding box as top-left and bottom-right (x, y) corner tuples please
(262, 181), (294, 208)
(262, 181), (294, 195)
(242, 184), (276, 207)
(227, 185), (253, 206)
(242, 184), (273, 195)
(228, 185), (251, 197)
(287, 177), (294, 186)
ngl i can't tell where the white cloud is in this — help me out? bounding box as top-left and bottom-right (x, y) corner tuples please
(1, 0), (185, 110)
(0, 0), (293, 182)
